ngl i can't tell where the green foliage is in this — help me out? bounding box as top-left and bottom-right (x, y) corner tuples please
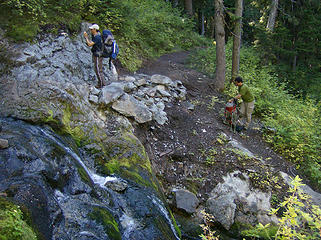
(199, 210), (219, 240)
(0, 197), (37, 240)
(243, 176), (321, 240)
(190, 42), (321, 190)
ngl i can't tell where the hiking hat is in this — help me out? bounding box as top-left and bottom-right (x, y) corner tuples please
(89, 24), (99, 30)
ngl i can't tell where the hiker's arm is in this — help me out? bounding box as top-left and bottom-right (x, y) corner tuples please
(83, 32), (95, 47)
(229, 94), (241, 102)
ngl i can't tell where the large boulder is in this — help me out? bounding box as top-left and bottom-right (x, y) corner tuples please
(172, 189), (199, 214)
(206, 171), (277, 230)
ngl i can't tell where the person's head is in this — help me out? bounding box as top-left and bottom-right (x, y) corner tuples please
(89, 24), (99, 34)
(234, 76), (243, 86)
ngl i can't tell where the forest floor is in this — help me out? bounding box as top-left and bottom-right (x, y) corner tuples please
(120, 51), (298, 206)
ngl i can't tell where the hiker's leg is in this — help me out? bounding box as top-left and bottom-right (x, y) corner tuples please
(92, 55), (100, 87)
(98, 57), (106, 86)
(244, 101), (255, 128)
(239, 102), (246, 125)
(109, 58), (112, 70)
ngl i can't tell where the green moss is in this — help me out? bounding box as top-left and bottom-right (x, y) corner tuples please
(76, 166), (92, 185)
(60, 105), (86, 146)
(88, 207), (121, 240)
(95, 132), (158, 189)
(169, 210), (182, 238)
(153, 210), (181, 240)
(241, 223), (278, 239)
(0, 197), (37, 240)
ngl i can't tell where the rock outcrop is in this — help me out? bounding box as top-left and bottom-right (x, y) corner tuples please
(206, 171), (278, 230)
(0, 24), (181, 240)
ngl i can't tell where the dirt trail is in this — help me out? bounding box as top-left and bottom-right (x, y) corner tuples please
(132, 51), (297, 202)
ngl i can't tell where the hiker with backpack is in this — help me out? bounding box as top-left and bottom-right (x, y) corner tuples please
(229, 76), (255, 130)
(83, 24), (106, 89)
(101, 29), (119, 71)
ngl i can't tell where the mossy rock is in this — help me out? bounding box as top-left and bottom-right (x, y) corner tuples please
(88, 207), (121, 240)
(0, 197), (37, 240)
(96, 132), (157, 189)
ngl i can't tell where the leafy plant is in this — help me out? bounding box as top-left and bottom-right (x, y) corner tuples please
(242, 176), (321, 240)
(199, 210), (219, 240)
(0, 197), (37, 240)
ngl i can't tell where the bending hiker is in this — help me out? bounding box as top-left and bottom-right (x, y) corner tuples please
(230, 76), (255, 129)
(83, 24), (106, 89)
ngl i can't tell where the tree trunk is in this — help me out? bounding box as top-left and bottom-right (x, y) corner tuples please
(231, 0), (243, 82)
(201, 10), (205, 36)
(185, 0), (193, 17)
(173, 0), (179, 7)
(214, 0), (226, 92)
(266, 0), (279, 31)
(211, 16), (215, 39)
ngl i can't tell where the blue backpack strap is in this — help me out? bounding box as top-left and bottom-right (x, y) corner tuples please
(111, 41), (119, 59)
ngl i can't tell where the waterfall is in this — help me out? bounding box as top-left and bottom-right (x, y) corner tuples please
(149, 196), (181, 240)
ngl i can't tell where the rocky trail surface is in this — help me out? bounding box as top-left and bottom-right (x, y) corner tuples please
(135, 51), (295, 196)
(130, 51), (321, 238)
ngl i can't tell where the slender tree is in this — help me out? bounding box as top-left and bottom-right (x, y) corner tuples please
(214, 0), (226, 91)
(185, 0), (193, 16)
(266, 0), (279, 31)
(231, 0), (243, 82)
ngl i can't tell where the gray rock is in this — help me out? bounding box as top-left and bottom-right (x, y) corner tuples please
(88, 94), (99, 104)
(206, 171), (277, 230)
(154, 110), (168, 125)
(124, 82), (137, 93)
(155, 85), (166, 91)
(109, 82), (125, 91)
(124, 76), (136, 82)
(99, 85), (124, 105)
(207, 195), (236, 230)
(158, 89), (171, 97)
(151, 74), (173, 86)
(228, 140), (256, 158)
(135, 78), (147, 87)
(146, 87), (157, 97)
(105, 179), (128, 192)
(112, 94), (152, 123)
(0, 138), (8, 149)
(173, 188), (199, 214)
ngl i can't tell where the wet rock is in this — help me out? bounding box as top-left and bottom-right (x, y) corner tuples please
(172, 188), (199, 214)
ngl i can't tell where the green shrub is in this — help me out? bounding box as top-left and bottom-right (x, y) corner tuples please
(0, 197), (37, 240)
(242, 176), (321, 240)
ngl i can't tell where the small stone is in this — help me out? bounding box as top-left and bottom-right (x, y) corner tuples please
(0, 139), (9, 149)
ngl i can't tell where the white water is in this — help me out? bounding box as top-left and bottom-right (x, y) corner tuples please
(40, 129), (120, 188)
(41, 128), (180, 239)
(150, 196), (181, 240)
